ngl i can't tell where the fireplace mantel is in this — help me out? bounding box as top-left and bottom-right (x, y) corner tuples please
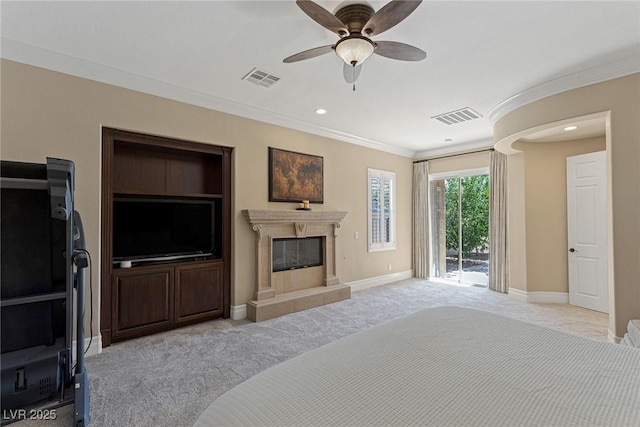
(242, 209), (350, 321)
(242, 209), (347, 225)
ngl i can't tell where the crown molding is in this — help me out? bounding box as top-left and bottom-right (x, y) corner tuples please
(1, 38), (415, 158)
(487, 54), (640, 125)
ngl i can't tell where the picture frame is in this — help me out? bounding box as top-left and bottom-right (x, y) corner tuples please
(269, 147), (323, 203)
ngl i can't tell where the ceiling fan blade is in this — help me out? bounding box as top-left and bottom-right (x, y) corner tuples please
(296, 0), (348, 36)
(283, 45), (334, 63)
(374, 41), (426, 61)
(363, 0), (422, 37)
(343, 63), (362, 83)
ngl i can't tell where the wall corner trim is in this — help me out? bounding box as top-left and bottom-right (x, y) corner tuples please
(608, 329), (622, 344)
(73, 335), (103, 358)
(231, 304), (248, 320)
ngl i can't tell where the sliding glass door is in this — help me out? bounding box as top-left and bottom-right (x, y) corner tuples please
(430, 171), (489, 286)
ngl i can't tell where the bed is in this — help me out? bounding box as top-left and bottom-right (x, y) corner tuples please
(194, 306), (640, 426)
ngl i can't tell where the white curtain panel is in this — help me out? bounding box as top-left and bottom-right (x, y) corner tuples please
(412, 161), (430, 279)
(489, 150), (509, 293)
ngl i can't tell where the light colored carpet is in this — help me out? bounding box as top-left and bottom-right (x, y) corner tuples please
(15, 279), (608, 426)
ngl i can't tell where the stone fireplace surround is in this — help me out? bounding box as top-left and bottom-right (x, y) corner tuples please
(242, 209), (350, 321)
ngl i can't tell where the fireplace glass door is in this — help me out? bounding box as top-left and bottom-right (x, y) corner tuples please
(272, 237), (323, 272)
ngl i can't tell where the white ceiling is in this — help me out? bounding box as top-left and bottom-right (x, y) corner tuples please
(1, 1), (639, 158)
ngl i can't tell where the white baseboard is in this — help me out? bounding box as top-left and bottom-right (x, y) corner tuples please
(508, 288), (569, 304)
(347, 270), (414, 292)
(231, 304), (247, 320)
(608, 329), (622, 344)
(73, 335), (102, 357)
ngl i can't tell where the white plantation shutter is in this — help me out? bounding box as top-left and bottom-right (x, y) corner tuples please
(368, 169), (396, 251)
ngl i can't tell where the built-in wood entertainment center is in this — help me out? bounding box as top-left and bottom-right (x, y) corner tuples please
(101, 128), (232, 346)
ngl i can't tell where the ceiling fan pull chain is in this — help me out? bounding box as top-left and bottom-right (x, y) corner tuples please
(352, 62), (356, 91)
(353, 70), (356, 91)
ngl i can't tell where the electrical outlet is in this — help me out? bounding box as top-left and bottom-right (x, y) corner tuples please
(388, 263), (392, 271)
(354, 231), (359, 239)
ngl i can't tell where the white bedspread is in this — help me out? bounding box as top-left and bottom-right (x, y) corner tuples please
(194, 306), (640, 426)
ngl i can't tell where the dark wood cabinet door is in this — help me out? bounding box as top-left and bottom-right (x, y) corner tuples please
(112, 267), (174, 340)
(175, 261), (223, 324)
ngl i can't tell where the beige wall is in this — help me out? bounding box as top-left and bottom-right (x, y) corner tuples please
(0, 60), (413, 339)
(513, 137), (606, 293)
(494, 73), (640, 339)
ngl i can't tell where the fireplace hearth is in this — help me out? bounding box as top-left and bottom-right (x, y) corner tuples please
(242, 209), (350, 321)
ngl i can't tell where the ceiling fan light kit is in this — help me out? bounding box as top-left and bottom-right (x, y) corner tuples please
(335, 36), (375, 66)
(285, 0), (426, 86)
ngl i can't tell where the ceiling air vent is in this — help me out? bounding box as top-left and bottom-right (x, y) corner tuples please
(432, 107), (482, 125)
(242, 67), (281, 88)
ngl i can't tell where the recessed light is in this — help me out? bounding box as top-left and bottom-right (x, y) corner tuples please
(564, 125), (578, 131)
(315, 108), (327, 115)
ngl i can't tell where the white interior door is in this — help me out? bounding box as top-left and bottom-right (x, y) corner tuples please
(566, 151), (608, 313)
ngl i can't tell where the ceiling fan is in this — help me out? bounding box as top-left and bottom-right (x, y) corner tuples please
(284, 0), (426, 87)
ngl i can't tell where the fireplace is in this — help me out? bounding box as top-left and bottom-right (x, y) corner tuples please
(273, 237), (323, 272)
(242, 209), (350, 321)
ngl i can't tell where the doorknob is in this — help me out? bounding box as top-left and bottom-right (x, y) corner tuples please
(569, 248), (576, 253)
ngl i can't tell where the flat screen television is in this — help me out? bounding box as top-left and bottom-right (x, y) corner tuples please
(113, 198), (217, 263)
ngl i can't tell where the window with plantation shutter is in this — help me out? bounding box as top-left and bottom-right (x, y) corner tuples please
(368, 168), (396, 251)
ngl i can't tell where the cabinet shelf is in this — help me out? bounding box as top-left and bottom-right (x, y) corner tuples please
(112, 256), (221, 270)
(113, 190), (223, 199)
(0, 291), (68, 307)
